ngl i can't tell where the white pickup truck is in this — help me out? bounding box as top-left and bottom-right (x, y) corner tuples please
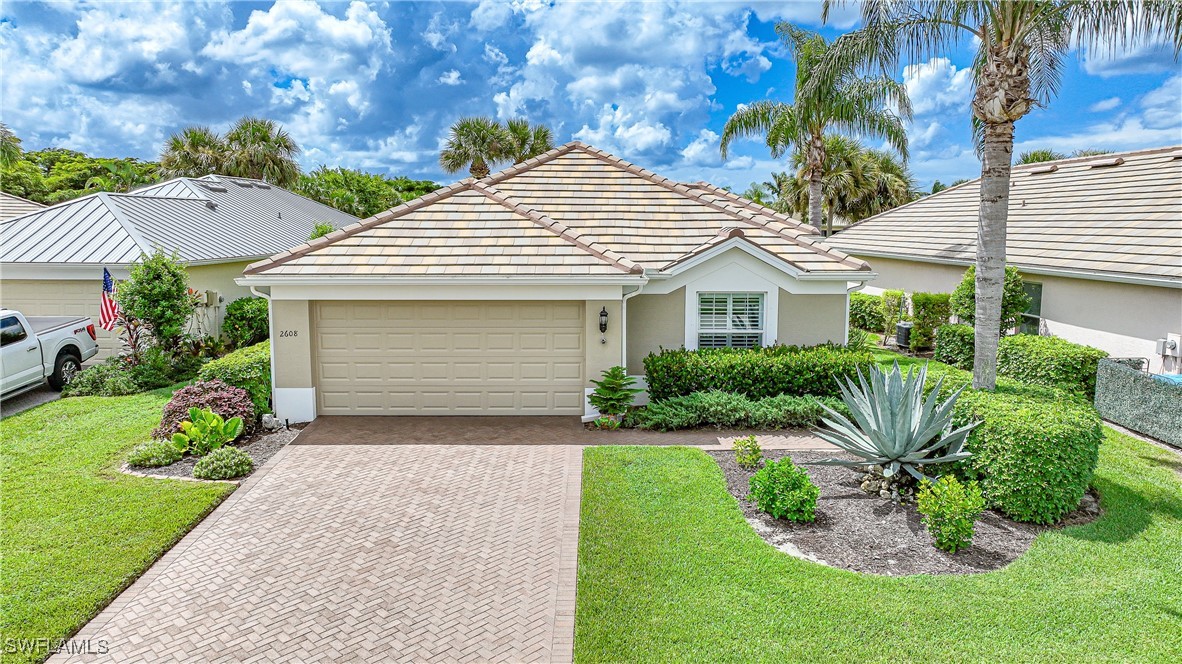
(1, 309), (99, 398)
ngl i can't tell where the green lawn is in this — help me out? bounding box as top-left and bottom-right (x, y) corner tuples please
(575, 429), (1182, 662)
(0, 389), (233, 664)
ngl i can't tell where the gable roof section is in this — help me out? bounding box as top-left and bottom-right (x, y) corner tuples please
(244, 142), (869, 280)
(0, 175), (358, 266)
(0, 191), (45, 221)
(828, 146), (1182, 287)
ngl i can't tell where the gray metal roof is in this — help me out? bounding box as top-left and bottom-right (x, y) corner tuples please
(0, 191), (45, 222)
(0, 175), (357, 265)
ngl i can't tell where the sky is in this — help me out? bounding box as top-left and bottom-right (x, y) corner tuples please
(2, 0), (1180, 192)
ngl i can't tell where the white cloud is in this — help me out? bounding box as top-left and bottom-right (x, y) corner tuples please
(1088, 96), (1122, 113)
(903, 58), (974, 116)
(438, 69), (463, 86)
(1081, 33), (1178, 78)
(575, 104), (672, 153)
(680, 129), (721, 166)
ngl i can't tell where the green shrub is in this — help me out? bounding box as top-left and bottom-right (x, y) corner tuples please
(748, 458), (819, 522)
(588, 366), (642, 418)
(642, 344), (874, 402)
(917, 475), (986, 553)
(127, 439), (183, 468)
(222, 297), (269, 349)
(849, 292), (884, 332)
(950, 265), (1030, 333)
(633, 399), (703, 431)
(171, 407), (245, 457)
(692, 390), (753, 428)
(116, 249), (195, 348)
(933, 324), (975, 370)
(733, 435), (762, 469)
(1094, 359), (1182, 447)
(198, 341), (271, 415)
(996, 334), (1108, 399)
(192, 446), (254, 480)
(953, 389), (1102, 524)
(61, 360), (140, 397)
(909, 292), (951, 351)
(154, 380), (255, 439)
(309, 222), (335, 240)
(748, 394), (822, 429)
(881, 289), (906, 337)
(634, 392), (851, 431)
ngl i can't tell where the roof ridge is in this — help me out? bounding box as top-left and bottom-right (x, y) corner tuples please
(683, 181), (813, 230)
(662, 229), (814, 274)
(0, 191), (46, 207)
(472, 181), (643, 275)
(480, 142), (582, 184)
(99, 192), (154, 255)
(1011, 144), (1182, 171)
(243, 179), (476, 276)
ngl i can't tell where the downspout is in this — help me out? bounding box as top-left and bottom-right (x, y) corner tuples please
(845, 280), (867, 346)
(251, 285), (277, 417)
(620, 280), (647, 371)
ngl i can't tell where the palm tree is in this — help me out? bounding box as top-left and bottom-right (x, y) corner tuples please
(439, 117), (512, 178)
(0, 122), (22, 169)
(819, 0), (1181, 389)
(1017, 149), (1066, 164)
(223, 117), (301, 187)
(85, 162), (154, 193)
(504, 118), (554, 164)
(719, 23), (911, 232)
(159, 126), (225, 178)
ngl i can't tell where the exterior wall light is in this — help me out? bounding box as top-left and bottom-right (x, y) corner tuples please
(599, 307), (609, 334)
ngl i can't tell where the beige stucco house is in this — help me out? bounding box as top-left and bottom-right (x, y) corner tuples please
(829, 146), (1182, 373)
(0, 175), (356, 358)
(239, 142), (874, 422)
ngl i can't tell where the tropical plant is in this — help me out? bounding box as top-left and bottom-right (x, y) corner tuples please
(720, 23), (911, 231)
(819, 0), (1182, 389)
(223, 117), (301, 186)
(154, 379), (255, 439)
(592, 416), (622, 430)
(748, 457), (820, 522)
(159, 126), (225, 178)
(439, 116), (511, 178)
(1016, 148), (1067, 164)
(292, 166), (439, 217)
(588, 366), (642, 419)
(917, 475), (986, 553)
(811, 362), (979, 480)
(0, 122), (22, 168)
(171, 407), (245, 457)
(950, 265), (1030, 334)
(116, 250), (195, 350)
(733, 435), (763, 469)
(193, 446), (254, 480)
(84, 161), (153, 193)
(504, 118), (554, 164)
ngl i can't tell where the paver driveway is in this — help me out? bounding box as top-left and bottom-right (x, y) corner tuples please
(55, 443), (582, 663)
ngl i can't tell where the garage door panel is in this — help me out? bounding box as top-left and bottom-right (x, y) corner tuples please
(314, 301), (585, 415)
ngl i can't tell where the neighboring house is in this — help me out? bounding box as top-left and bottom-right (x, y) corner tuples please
(0, 191), (45, 221)
(239, 142), (873, 422)
(0, 175), (357, 358)
(829, 146), (1182, 373)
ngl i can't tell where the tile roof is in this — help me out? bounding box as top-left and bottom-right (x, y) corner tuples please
(828, 146), (1182, 286)
(0, 192), (45, 222)
(245, 142), (869, 280)
(0, 175), (357, 265)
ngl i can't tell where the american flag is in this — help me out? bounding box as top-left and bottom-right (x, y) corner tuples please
(100, 268), (120, 331)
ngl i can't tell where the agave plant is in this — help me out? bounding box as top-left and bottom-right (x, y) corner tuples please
(811, 362), (978, 480)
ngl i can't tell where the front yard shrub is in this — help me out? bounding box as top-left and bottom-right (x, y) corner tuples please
(747, 394), (824, 429)
(848, 292), (884, 332)
(880, 289), (906, 337)
(933, 324), (975, 369)
(917, 475), (985, 553)
(61, 361), (139, 397)
(192, 446), (254, 480)
(1094, 359), (1182, 446)
(154, 380), (255, 439)
(198, 341), (271, 415)
(171, 407), (244, 457)
(642, 344), (873, 402)
(909, 292), (951, 351)
(748, 457), (819, 522)
(116, 249), (196, 349)
(588, 366), (643, 418)
(733, 435), (762, 469)
(950, 265), (1030, 333)
(127, 439), (183, 468)
(953, 389), (1102, 524)
(691, 390), (752, 428)
(62, 347), (200, 399)
(222, 297), (269, 348)
(996, 334), (1108, 399)
(634, 392), (852, 431)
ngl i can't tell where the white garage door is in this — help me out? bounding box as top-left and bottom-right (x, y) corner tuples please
(314, 301), (586, 415)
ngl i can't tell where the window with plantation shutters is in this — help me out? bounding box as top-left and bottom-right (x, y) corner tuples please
(697, 292), (765, 349)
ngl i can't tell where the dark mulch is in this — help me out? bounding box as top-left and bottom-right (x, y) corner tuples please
(129, 424), (304, 480)
(710, 449), (1101, 576)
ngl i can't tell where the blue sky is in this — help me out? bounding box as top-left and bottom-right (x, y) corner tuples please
(2, 1), (1179, 191)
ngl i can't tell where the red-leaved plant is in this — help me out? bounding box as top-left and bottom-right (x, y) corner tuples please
(153, 379), (255, 440)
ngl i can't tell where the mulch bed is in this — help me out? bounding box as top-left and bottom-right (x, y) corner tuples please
(127, 424), (305, 481)
(709, 449), (1101, 576)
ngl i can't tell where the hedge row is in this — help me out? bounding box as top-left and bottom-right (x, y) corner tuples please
(849, 292), (884, 332)
(1094, 359), (1182, 447)
(197, 340), (271, 416)
(642, 344), (875, 402)
(933, 324), (975, 369)
(632, 390), (852, 431)
(909, 292), (951, 351)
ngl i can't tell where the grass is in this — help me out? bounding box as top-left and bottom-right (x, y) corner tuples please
(0, 388), (233, 664)
(575, 430), (1182, 661)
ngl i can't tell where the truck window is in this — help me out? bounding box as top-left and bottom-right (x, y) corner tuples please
(1, 316), (28, 347)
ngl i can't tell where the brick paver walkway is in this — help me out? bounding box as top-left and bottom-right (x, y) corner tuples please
(54, 444), (582, 663)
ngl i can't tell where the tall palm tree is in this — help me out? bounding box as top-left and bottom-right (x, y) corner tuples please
(223, 117), (301, 187)
(439, 117), (511, 178)
(818, 0), (1181, 389)
(719, 23), (911, 232)
(159, 126), (225, 178)
(504, 118), (554, 164)
(0, 122), (22, 169)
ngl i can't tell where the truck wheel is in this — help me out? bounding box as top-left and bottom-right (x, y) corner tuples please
(48, 353), (82, 391)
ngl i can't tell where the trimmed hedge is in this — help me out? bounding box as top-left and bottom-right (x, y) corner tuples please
(197, 341), (271, 416)
(952, 387), (1102, 524)
(642, 344), (874, 402)
(635, 390), (852, 431)
(933, 324), (975, 370)
(1094, 359), (1182, 446)
(881, 290), (906, 338)
(909, 292), (951, 351)
(849, 292), (884, 332)
(996, 334), (1108, 399)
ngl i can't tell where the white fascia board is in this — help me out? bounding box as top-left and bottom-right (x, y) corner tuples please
(0, 257), (265, 281)
(643, 246), (864, 296)
(263, 282), (630, 302)
(656, 237), (874, 284)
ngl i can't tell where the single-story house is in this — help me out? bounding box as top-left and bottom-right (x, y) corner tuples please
(828, 145), (1182, 373)
(0, 175), (357, 357)
(239, 141), (874, 422)
(0, 191), (44, 221)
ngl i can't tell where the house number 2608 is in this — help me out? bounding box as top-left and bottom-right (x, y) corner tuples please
(279, 330), (299, 337)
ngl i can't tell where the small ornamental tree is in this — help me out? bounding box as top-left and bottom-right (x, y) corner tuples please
(117, 250), (195, 350)
(950, 266), (1030, 334)
(588, 366), (642, 420)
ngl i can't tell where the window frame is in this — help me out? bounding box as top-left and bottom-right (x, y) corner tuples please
(1019, 281), (1043, 335)
(695, 291), (766, 349)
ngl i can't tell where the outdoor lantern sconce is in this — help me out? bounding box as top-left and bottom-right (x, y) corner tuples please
(599, 306), (609, 344)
